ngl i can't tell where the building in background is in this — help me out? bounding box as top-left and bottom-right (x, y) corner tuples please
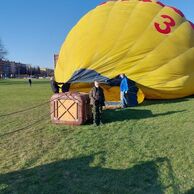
(40, 68), (54, 77)
(54, 54), (58, 69)
(0, 59), (53, 78)
(0, 60), (10, 78)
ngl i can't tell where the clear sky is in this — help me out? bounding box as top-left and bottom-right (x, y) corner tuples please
(0, 0), (194, 69)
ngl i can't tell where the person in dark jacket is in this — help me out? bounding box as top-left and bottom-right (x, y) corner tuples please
(50, 77), (59, 93)
(28, 78), (32, 86)
(89, 81), (105, 126)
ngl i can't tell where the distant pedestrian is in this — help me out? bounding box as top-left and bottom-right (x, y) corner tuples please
(28, 78), (32, 86)
(89, 81), (105, 126)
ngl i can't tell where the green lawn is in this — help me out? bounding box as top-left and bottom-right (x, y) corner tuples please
(0, 79), (194, 194)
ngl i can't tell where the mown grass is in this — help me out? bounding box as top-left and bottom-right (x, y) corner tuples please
(0, 79), (194, 194)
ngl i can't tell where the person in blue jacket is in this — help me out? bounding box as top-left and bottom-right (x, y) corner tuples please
(120, 74), (138, 108)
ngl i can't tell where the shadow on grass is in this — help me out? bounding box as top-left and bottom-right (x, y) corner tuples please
(185, 188), (194, 194)
(103, 108), (186, 123)
(0, 154), (180, 194)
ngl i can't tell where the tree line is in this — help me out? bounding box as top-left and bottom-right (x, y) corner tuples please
(0, 39), (7, 60)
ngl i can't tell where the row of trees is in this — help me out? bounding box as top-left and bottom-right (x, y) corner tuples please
(0, 39), (7, 60)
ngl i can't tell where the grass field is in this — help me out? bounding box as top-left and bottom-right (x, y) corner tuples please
(0, 79), (194, 194)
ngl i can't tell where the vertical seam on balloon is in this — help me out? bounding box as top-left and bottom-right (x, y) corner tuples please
(61, 10), (97, 82)
(90, 1), (140, 68)
(115, 5), (165, 67)
(74, 10), (102, 72)
(58, 13), (91, 80)
(93, 1), (164, 75)
(142, 73), (193, 90)
(136, 46), (194, 85)
(127, 20), (189, 75)
(115, 5), (185, 71)
(143, 46), (194, 77)
(69, 11), (95, 71)
(70, 3), (116, 81)
(89, 2), (117, 68)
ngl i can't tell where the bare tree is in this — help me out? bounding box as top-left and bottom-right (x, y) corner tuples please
(0, 39), (7, 60)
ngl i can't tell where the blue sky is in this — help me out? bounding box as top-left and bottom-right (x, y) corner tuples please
(0, 0), (193, 69)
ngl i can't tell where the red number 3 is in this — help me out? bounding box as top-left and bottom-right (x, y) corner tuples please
(154, 15), (176, 34)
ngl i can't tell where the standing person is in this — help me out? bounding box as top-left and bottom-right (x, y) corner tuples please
(120, 74), (138, 108)
(28, 78), (32, 87)
(50, 77), (59, 93)
(120, 74), (129, 108)
(89, 81), (105, 126)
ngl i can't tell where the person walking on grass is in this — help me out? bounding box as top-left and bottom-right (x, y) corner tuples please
(89, 81), (105, 126)
(28, 78), (32, 87)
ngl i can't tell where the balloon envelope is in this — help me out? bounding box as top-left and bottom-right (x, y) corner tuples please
(55, 0), (194, 100)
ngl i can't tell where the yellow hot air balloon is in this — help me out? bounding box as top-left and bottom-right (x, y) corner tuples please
(55, 0), (194, 102)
